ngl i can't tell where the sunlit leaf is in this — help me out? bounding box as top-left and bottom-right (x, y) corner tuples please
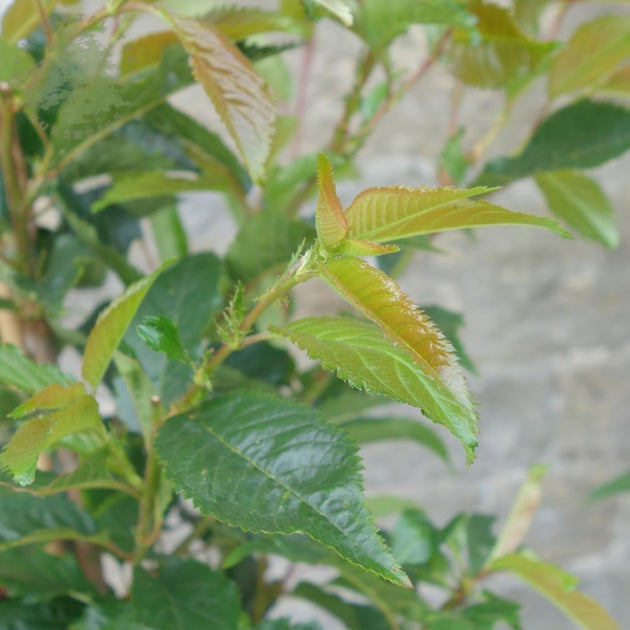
(316, 154), (349, 248)
(168, 15), (276, 183)
(0, 395), (103, 486)
(274, 316), (478, 463)
(320, 257), (474, 410)
(549, 15), (630, 97)
(490, 553), (621, 630)
(477, 100), (630, 186)
(488, 465), (547, 563)
(155, 391), (410, 586)
(536, 170), (619, 248)
(82, 265), (166, 389)
(449, 2), (555, 89)
(0, 344), (73, 394)
(344, 185), (569, 242)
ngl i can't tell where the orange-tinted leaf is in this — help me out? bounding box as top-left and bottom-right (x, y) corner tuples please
(316, 154), (349, 248)
(169, 16), (276, 183)
(345, 185), (570, 242)
(320, 257), (473, 412)
(337, 239), (399, 256)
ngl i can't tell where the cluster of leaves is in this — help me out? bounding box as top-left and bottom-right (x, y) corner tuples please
(0, 0), (628, 628)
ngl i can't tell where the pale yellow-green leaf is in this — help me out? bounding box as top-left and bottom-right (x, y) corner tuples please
(205, 6), (306, 40)
(490, 553), (621, 630)
(0, 395), (102, 486)
(316, 154), (349, 248)
(311, 0), (354, 26)
(82, 266), (166, 389)
(274, 316), (478, 463)
(320, 257), (473, 411)
(344, 185), (570, 244)
(549, 15), (630, 97)
(336, 239), (399, 256)
(9, 383), (86, 419)
(597, 63), (630, 98)
(120, 31), (179, 76)
(536, 170), (619, 249)
(2, 0), (43, 43)
(169, 16), (276, 183)
(488, 465), (548, 563)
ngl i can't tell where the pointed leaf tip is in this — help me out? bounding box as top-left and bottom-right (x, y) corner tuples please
(316, 154), (349, 248)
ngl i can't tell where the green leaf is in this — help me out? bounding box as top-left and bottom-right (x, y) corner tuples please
(477, 100), (630, 186)
(597, 63), (630, 98)
(256, 619), (323, 630)
(91, 171), (230, 213)
(535, 170), (619, 249)
(82, 265), (166, 389)
(549, 15), (630, 97)
(489, 553), (621, 630)
(0, 546), (93, 598)
(123, 254), (224, 405)
(391, 508), (438, 566)
(355, 0), (475, 51)
(168, 15), (275, 183)
(461, 591), (522, 629)
(1, 0), (51, 43)
(274, 316), (478, 463)
(131, 559), (242, 630)
(137, 315), (188, 364)
(0, 488), (97, 551)
(342, 417), (450, 464)
(0, 394), (103, 486)
(120, 31), (180, 75)
(206, 6), (307, 39)
(590, 469), (630, 501)
(227, 211), (315, 283)
(320, 257), (474, 413)
(422, 305), (475, 373)
(344, 185), (569, 242)
(149, 204), (188, 261)
(439, 129), (468, 186)
(0, 38), (35, 84)
(0, 344), (73, 394)
(0, 597), (85, 630)
(155, 391), (410, 586)
(316, 154), (349, 248)
(9, 382), (86, 419)
(489, 465), (547, 563)
(448, 2), (555, 89)
(311, 0), (354, 26)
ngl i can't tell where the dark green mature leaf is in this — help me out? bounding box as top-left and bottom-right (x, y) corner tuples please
(275, 316), (478, 463)
(0, 597), (85, 630)
(168, 15), (275, 183)
(391, 509), (438, 566)
(0, 546), (93, 598)
(156, 392), (410, 586)
(256, 619), (323, 630)
(477, 100), (630, 186)
(490, 553), (621, 630)
(344, 185), (569, 242)
(355, 0), (475, 51)
(0, 394), (103, 486)
(448, 1), (555, 89)
(342, 417), (450, 464)
(124, 254), (224, 405)
(82, 266), (166, 389)
(548, 15), (630, 97)
(51, 47), (193, 171)
(462, 591), (522, 629)
(132, 559), (242, 630)
(536, 170), (619, 248)
(293, 582), (390, 630)
(224, 341), (295, 385)
(590, 469), (630, 501)
(0, 344), (72, 394)
(0, 488), (96, 551)
(227, 211), (315, 283)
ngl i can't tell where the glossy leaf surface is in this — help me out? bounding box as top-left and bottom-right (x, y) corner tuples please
(490, 554), (621, 630)
(477, 100), (630, 186)
(155, 392), (410, 586)
(344, 186), (569, 242)
(275, 316), (478, 463)
(170, 16), (275, 182)
(536, 170), (619, 248)
(549, 15), (630, 97)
